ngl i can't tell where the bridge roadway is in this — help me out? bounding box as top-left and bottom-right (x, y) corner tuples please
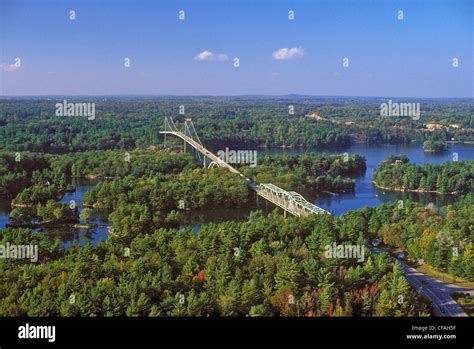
(160, 130), (329, 217)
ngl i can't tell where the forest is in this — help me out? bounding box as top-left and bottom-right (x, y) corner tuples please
(0, 96), (472, 318)
(83, 153), (367, 241)
(365, 194), (473, 281)
(0, 157), (471, 316)
(2, 150), (368, 230)
(373, 156), (473, 194)
(84, 167), (250, 211)
(1, 193), (471, 317)
(240, 153), (366, 193)
(0, 209), (431, 317)
(1, 97), (472, 152)
(0, 151), (199, 226)
(0, 151), (196, 199)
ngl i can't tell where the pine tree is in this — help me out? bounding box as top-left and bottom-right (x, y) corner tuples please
(241, 278), (260, 310)
(462, 243), (474, 280)
(274, 256), (299, 292)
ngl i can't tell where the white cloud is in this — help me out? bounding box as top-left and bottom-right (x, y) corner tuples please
(272, 47), (305, 61)
(0, 63), (19, 72)
(194, 51), (229, 62)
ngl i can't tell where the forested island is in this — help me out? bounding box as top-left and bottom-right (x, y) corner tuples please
(0, 151), (198, 227)
(1, 150), (367, 231)
(241, 153), (366, 193)
(423, 140), (448, 153)
(0, 151), (196, 200)
(373, 156), (473, 194)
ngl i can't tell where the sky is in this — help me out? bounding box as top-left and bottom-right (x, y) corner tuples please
(0, 0), (472, 97)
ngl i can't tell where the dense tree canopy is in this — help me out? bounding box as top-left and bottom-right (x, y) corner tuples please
(373, 156), (473, 194)
(1, 97), (472, 153)
(366, 194), (474, 280)
(241, 153), (365, 193)
(0, 210), (431, 317)
(423, 140), (448, 153)
(0, 151), (197, 225)
(0, 95), (472, 317)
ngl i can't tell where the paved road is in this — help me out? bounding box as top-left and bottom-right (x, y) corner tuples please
(372, 248), (473, 317)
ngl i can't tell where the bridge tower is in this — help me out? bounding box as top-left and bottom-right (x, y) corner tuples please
(162, 116), (179, 148)
(162, 116), (207, 167)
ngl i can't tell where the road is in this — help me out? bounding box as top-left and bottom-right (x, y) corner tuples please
(372, 248), (473, 317)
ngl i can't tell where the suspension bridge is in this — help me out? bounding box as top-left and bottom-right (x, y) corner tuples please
(160, 117), (330, 217)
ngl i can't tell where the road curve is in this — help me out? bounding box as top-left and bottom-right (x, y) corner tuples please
(372, 248), (472, 317)
(399, 261), (472, 317)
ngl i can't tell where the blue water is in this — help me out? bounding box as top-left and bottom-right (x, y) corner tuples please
(0, 179), (111, 246)
(0, 143), (472, 243)
(260, 143), (474, 216)
(57, 179), (111, 247)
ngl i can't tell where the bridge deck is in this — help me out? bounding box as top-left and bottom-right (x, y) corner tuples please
(160, 130), (328, 216)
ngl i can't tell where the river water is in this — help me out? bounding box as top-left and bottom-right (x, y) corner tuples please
(0, 143), (472, 245)
(305, 143), (474, 215)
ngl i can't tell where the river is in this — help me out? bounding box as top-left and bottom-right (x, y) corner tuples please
(304, 143), (474, 215)
(0, 143), (472, 245)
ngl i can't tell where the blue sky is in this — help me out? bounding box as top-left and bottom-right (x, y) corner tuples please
(1, 0), (472, 97)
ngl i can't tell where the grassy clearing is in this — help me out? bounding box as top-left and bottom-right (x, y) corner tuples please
(452, 294), (474, 317)
(415, 264), (474, 289)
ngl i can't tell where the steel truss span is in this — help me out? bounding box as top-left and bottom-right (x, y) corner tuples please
(160, 116), (330, 217)
(257, 183), (329, 217)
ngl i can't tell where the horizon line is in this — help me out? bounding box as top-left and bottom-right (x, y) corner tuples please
(1, 94), (473, 100)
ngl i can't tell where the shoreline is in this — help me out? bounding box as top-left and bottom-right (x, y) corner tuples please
(371, 181), (458, 195)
